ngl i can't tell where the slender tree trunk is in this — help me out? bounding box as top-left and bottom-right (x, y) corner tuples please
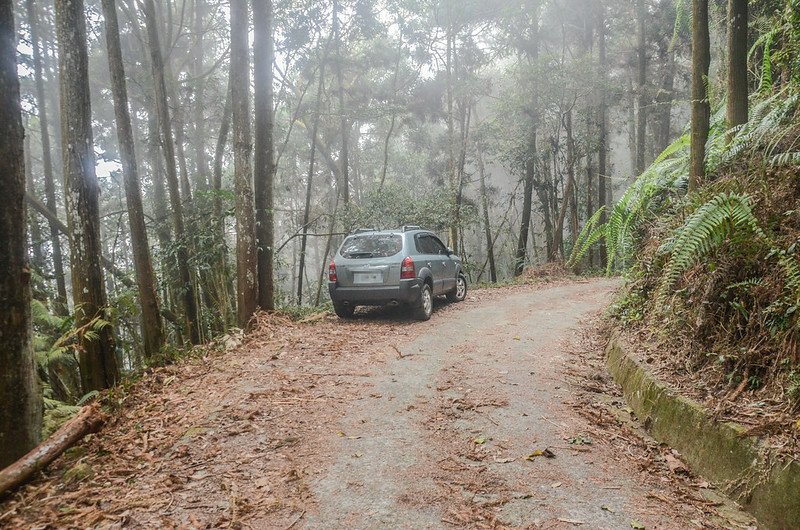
(475, 132), (497, 283)
(690, 0), (711, 192)
(212, 80), (232, 238)
(230, 0), (258, 327)
(55, 0), (119, 391)
(147, 112), (171, 250)
(142, 0), (201, 344)
(597, 1), (608, 268)
(514, 5), (540, 274)
(298, 58), (326, 305)
(726, 0), (748, 137)
(0, 0), (42, 467)
(635, 0), (647, 174)
(378, 47), (403, 192)
(253, 0), (275, 310)
(655, 46), (676, 153)
(26, 0), (68, 315)
(445, 15), (458, 252)
(25, 132), (46, 273)
(565, 109), (578, 250)
(192, 0), (210, 191)
(454, 103), (470, 255)
(101, 0), (164, 359)
(332, 0), (349, 206)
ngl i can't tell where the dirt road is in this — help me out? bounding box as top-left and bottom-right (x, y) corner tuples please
(0, 279), (753, 529)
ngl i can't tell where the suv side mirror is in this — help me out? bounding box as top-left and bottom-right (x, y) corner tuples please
(446, 247), (454, 255)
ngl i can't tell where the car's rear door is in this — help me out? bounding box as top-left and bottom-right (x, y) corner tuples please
(335, 234), (402, 287)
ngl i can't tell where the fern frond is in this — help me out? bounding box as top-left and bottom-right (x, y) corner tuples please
(770, 151), (800, 167)
(656, 193), (763, 305)
(567, 207), (606, 268)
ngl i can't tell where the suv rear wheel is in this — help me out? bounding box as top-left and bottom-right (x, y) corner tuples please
(333, 302), (355, 319)
(447, 274), (467, 302)
(413, 284), (433, 321)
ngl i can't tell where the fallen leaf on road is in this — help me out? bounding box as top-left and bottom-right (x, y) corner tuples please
(664, 454), (687, 475)
(601, 504), (614, 513)
(551, 482), (562, 488)
(526, 448), (555, 460)
(630, 521), (646, 530)
(473, 436), (487, 445)
(494, 457), (515, 463)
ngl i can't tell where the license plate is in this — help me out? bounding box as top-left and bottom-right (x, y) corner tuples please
(353, 272), (382, 285)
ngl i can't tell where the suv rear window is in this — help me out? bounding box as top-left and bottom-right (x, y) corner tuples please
(339, 234), (403, 259)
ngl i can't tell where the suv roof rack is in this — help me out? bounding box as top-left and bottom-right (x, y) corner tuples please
(401, 225), (421, 232)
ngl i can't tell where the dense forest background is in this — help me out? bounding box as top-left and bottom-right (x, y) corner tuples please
(3, 0), (800, 469)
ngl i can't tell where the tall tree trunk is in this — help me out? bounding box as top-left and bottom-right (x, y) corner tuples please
(635, 0), (647, 174)
(454, 102), (470, 256)
(565, 109), (578, 250)
(192, 0), (210, 191)
(142, 0), (201, 344)
(475, 130), (497, 283)
(230, 0), (258, 327)
(597, 0), (608, 268)
(514, 3), (540, 274)
(689, 0), (711, 192)
(332, 0), (349, 206)
(654, 46), (676, 153)
(378, 46), (403, 192)
(726, 0), (748, 137)
(101, 0), (164, 359)
(445, 13), (458, 252)
(211, 81), (232, 328)
(213, 80), (232, 239)
(26, 0), (68, 315)
(25, 132), (46, 274)
(298, 57), (326, 305)
(0, 0), (42, 467)
(253, 0), (275, 310)
(55, 0), (120, 391)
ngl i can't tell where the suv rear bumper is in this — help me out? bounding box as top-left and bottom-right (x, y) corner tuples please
(329, 278), (422, 306)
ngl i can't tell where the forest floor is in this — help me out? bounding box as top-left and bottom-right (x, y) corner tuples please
(0, 278), (758, 529)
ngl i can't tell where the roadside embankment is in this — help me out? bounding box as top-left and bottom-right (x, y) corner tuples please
(606, 336), (800, 530)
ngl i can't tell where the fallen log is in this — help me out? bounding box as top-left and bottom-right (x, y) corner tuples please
(0, 405), (107, 496)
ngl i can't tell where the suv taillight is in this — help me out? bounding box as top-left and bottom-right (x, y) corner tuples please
(328, 260), (337, 282)
(400, 256), (415, 279)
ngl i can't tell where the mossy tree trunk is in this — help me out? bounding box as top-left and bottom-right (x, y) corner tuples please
(689, 0), (711, 192)
(726, 0), (748, 136)
(55, 0), (119, 392)
(0, 0), (42, 468)
(253, 0), (275, 311)
(231, 0), (258, 327)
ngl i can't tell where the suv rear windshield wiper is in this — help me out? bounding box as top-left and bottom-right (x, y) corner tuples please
(345, 251), (375, 258)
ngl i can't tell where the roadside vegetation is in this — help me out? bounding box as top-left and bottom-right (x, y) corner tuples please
(569, 3), (800, 425)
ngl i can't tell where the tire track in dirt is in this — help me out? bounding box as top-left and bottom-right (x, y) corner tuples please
(307, 279), (753, 529)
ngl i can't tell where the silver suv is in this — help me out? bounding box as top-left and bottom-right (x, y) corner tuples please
(328, 226), (467, 320)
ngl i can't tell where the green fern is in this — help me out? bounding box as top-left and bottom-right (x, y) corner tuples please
(759, 31), (775, 94)
(567, 207), (606, 268)
(656, 193), (764, 305)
